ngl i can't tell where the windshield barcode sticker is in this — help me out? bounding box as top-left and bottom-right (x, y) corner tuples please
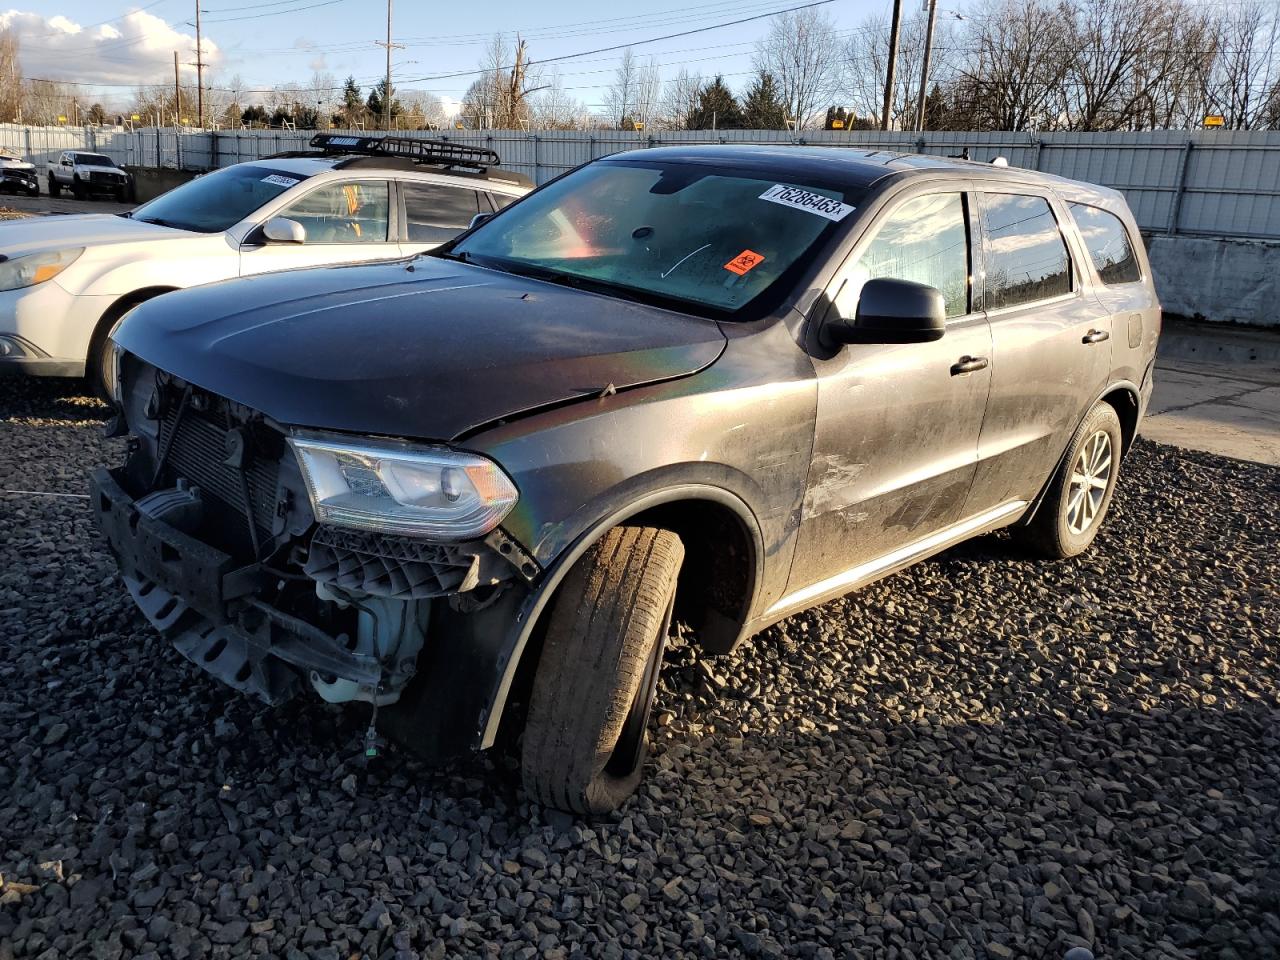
(759, 184), (855, 221)
(262, 174), (300, 188)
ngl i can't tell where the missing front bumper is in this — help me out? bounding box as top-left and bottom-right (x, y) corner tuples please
(91, 467), (381, 704)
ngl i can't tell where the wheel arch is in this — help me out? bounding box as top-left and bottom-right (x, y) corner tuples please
(479, 484), (765, 750)
(89, 286), (179, 362)
(1018, 379), (1140, 527)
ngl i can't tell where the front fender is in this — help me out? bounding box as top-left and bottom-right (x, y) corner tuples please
(65, 237), (239, 298)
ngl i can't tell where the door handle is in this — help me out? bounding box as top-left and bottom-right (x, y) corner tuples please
(950, 356), (989, 376)
(1082, 329), (1110, 344)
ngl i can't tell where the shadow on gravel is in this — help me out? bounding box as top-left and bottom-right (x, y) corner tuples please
(0, 379), (108, 424)
(2, 396), (1278, 960)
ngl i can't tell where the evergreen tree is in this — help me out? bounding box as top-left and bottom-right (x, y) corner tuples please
(687, 75), (744, 130)
(339, 75), (365, 126)
(741, 72), (788, 129)
(241, 104), (269, 127)
(366, 79), (403, 127)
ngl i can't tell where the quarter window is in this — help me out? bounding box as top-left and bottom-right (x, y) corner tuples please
(837, 192), (970, 319)
(1069, 202), (1141, 284)
(279, 181), (389, 244)
(982, 193), (1071, 310)
(403, 182), (483, 242)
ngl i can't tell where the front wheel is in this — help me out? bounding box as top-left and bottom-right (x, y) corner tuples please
(47, 174), (60, 197)
(1018, 402), (1123, 559)
(521, 526), (684, 815)
(71, 175), (84, 199)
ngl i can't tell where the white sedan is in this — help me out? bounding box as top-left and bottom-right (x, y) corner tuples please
(0, 137), (529, 394)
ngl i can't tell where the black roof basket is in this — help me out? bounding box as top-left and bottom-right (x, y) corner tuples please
(307, 133), (501, 169)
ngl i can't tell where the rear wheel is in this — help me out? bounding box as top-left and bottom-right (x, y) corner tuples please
(1018, 402), (1123, 558)
(521, 526), (683, 815)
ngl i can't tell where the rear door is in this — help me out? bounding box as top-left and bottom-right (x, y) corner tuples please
(962, 189), (1111, 515)
(1067, 201), (1160, 397)
(239, 179), (398, 276)
(786, 187), (994, 596)
(399, 179), (488, 256)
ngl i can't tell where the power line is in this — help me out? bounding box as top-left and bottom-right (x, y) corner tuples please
(201, 0), (349, 23)
(398, 0), (837, 83)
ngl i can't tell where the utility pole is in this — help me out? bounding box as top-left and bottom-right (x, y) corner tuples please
(174, 51), (181, 127)
(915, 0), (939, 132)
(881, 0), (903, 131)
(373, 0), (403, 129)
(195, 0), (205, 128)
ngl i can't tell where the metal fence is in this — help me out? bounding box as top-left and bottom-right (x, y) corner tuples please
(4, 124), (1280, 241)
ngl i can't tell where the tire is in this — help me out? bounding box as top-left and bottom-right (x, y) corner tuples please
(115, 186), (127, 203)
(72, 175), (84, 200)
(87, 300), (146, 401)
(521, 526), (684, 815)
(48, 174), (60, 197)
(1018, 402), (1123, 559)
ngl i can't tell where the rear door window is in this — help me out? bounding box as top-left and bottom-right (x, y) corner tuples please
(402, 182), (483, 242)
(981, 193), (1072, 310)
(1069, 202), (1141, 284)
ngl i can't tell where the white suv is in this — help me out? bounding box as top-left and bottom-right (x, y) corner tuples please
(1, 136), (530, 393)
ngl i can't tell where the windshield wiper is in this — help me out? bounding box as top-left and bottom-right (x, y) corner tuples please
(434, 249), (472, 263)
(134, 216), (188, 230)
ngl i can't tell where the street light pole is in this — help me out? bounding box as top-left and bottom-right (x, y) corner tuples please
(881, 0), (903, 131)
(915, 0), (939, 132)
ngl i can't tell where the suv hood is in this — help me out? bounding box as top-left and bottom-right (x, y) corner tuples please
(0, 214), (199, 258)
(115, 257), (728, 440)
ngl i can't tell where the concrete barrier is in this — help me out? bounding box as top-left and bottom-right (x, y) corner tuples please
(123, 166), (200, 203)
(1145, 234), (1279, 328)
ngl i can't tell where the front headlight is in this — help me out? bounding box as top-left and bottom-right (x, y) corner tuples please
(0, 248), (84, 292)
(289, 433), (519, 540)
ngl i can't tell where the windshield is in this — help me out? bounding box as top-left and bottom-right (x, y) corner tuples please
(130, 164), (312, 233)
(75, 153), (115, 167)
(450, 160), (864, 317)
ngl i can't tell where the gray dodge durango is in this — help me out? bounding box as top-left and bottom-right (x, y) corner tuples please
(93, 143), (1160, 814)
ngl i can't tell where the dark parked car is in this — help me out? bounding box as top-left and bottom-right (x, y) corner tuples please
(93, 145), (1160, 813)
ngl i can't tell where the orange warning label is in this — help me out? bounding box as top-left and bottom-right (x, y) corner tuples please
(724, 250), (765, 276)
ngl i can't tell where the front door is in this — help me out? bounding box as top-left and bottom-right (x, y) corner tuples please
(240, 179), (397, 276)
(786, 189), (993, 597)
(962, 190), (1111, 514)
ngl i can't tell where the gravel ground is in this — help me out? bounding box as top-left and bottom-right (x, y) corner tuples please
(2, 376), (1278, 960)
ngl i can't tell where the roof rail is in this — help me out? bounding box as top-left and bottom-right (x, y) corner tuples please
(307, 133), (501, 169)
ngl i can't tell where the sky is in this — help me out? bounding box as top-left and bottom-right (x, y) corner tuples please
(6, 0), (897, 115)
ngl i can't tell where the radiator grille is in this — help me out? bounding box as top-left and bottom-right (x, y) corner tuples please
(158, 396), (281, 548)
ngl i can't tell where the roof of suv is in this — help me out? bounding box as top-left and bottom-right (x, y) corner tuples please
(250, 154), (532, 189)
(603, 144), (1128, 211)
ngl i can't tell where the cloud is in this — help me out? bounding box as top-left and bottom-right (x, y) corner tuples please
(1, 9), (221, 88)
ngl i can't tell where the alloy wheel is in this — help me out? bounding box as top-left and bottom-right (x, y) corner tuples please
(1066, 430), (1113, 535)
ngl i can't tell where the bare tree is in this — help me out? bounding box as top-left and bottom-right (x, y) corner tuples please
(0, 29), (21, 123)
(656, 68), (703, 130)
(530, 68), (590, 129)
(460, 33), (535, 128)
(604, 48), (642, 129)
(842, 12), (947, 128)
(399, 90), (447, 129)
(754, 7), (842, 128)
(1202, 1), (1279, 128)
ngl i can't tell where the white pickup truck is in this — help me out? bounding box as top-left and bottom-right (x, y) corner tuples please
(47, 150), (133, 201)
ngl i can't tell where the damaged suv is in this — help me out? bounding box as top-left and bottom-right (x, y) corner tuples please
(93, 145), (1159, 813)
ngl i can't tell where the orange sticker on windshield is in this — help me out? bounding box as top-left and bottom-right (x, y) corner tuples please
(724, 250), (765, 276)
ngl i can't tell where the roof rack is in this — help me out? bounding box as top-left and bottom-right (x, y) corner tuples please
(307, 133), (502, 170)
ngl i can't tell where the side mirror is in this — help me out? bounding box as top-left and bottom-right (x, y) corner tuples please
(827, 277), (947, 345)
(261, 217), (306, 244)
(468, 212), (493, 230)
